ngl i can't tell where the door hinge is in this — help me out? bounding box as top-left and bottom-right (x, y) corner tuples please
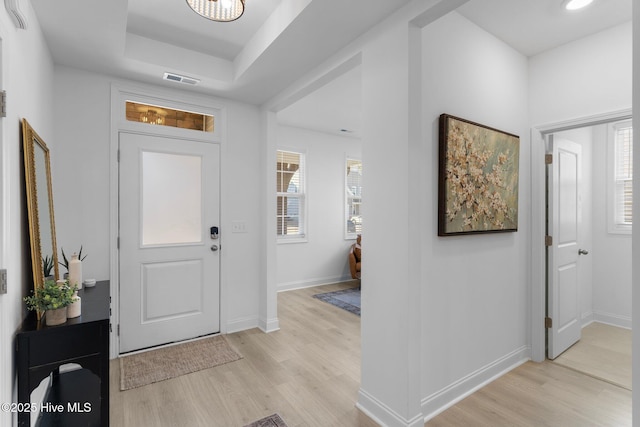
(117, 324), (120, 336)
(117, 236), (120, 249)
(545, 317), (553, 329)
(117, 149), (120, 162)
(545, 153), (552, 164)
(0, 91), (6, 117)
(545, 235), (552, 246)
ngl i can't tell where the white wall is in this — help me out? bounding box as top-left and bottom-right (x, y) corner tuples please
(529, 21), (632, 126)
(52, 67), (111, 281)
(0, 3), (55, 426)
(420, 11), (531, 416)
(276, 125), (361, 290)
(52, 66), (264, 335)
(359, 12), (422, 427)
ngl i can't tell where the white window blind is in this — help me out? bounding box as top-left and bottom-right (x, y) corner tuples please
(345, 158), (362, 238)
(277, 150), (306, 239)
(608, 120), (633, 234)
(614, 122), (633, 227)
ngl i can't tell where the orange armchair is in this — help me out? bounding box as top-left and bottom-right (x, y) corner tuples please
(349, 235), (361, 280)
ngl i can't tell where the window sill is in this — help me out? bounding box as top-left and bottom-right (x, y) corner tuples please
(277, 236), (308, 244)
(608, 224), (632, 235)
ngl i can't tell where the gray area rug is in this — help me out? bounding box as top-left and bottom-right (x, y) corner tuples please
(244, 413), (289, 427)
(313, 287), (360, 316)
(119, 335), (242, 390)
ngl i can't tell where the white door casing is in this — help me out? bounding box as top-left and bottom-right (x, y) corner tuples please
(547, 137), (582, 359)
(119, 132), (220, 353)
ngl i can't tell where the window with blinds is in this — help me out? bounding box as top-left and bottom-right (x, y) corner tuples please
(609, 121), (633, 233)
(345, 158), (362, 239)
(277, 150), (306, 240)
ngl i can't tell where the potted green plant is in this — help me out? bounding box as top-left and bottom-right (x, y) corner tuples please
(42, 255), (54, 279)
(24, 280), (77, 326)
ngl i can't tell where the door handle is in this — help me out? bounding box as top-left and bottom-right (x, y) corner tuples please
(578, 249), (589, 255)
(211, 245), (219, 252)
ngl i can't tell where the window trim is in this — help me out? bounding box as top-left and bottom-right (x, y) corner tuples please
(277, 148), (308, 243)
(345, 157), (362, 240)
(607, 120), (632, 235)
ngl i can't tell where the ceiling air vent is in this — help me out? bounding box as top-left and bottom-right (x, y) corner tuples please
(163, 72), (200, 85)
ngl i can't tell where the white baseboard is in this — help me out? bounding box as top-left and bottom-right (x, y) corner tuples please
(581, 311), (595, 327)
(356, 388), (424, 427)
(225, 315), (259, 334)
(277, 275), (354, 292)
(592, 310), (631, 329)
(258, 316), (280, 333)
(421, 346), (530, 422)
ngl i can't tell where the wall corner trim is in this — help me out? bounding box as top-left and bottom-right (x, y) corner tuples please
(5, 0), (27, 29)
(226, 316), (260, 334)
(258, 317), (280, 333)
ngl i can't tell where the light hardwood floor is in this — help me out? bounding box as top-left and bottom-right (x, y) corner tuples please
(110, 283), (631, 426)
(553, 322), (631, 390)
(110, 282), (376, 427)
(426, 361), (631, 426)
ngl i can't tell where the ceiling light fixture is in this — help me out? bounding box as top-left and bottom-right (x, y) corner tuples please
(563, 0), (594, 11)
(186, 0), (245, 22)
(140, 110), (164, 126)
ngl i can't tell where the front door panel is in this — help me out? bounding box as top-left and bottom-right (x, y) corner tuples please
(119, 132), (220, 353)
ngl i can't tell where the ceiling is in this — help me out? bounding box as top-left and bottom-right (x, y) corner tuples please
(30, 0), (412, 105)
(457, 0), (631, 57)
(30, 0), (631, 137)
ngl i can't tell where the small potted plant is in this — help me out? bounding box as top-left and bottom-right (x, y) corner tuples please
(42, 255), (54, 280)
(24, 280), (77, 326)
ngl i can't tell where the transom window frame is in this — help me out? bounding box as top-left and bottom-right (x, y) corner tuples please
(276, 148), (307, 243)
(607, 120), (633, 235)
(125, 101), (215, 133)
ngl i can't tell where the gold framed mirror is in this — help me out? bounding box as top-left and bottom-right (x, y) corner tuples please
(22, 119), (59, 296)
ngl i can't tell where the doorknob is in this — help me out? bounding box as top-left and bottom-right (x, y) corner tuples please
(211, 244), (219, 252)
(578, 249), (589, 255)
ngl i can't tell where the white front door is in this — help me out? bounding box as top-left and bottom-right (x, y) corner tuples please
(119, 132), (220, 353)
(547, 137), (582, 359)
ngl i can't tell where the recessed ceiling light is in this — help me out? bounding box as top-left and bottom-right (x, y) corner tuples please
(564, 0), (594, 11)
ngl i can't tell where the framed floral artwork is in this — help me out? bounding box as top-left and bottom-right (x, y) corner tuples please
(438, 114), (520, 236)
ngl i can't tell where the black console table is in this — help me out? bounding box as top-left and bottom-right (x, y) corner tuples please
(16, 281), (110, 427)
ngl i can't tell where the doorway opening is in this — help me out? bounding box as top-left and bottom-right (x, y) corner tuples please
(109, 87), (224, 357)
(273, 62), (363, 293)
(540, 114), (632, 390)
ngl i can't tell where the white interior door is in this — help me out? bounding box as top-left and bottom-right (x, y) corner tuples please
(119, 132), (220, 353)
(547, 137), (582, 359)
